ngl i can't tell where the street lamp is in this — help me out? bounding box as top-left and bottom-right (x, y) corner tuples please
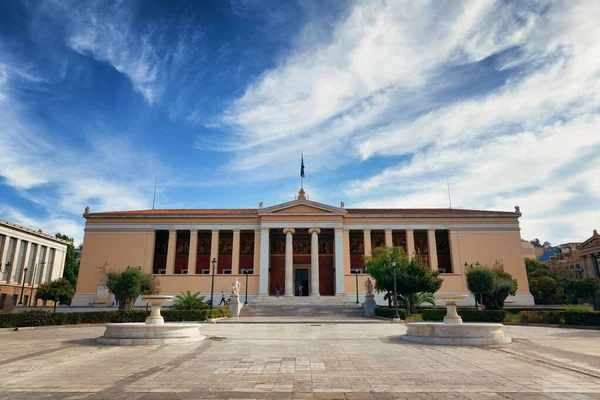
(244, 270), (249, 305)
(355, 269), (360, 304)
(208, 258), (217, 320)
(18, 266), (29, 305)
(29, 262), (46, 306)
(391, 258), (400, 320)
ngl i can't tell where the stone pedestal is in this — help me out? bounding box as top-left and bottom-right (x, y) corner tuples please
(363, 294), (376, 317)
(443, 301), (463, 324)
(229, 294), (243, 317)
(143, 295), (173, 325)
(89, 285), (110, 306)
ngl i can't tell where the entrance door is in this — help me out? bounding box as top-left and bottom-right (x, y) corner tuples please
(294, 268), (309, 296)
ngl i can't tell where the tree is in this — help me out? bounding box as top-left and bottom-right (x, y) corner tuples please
(572, 277), (600, 310)
(525, 258), (550, 274)
(104, 267), (159, 311)
(365, 246), (443, 316)
(530, 238), (542, 248)
(529, 275), (565, 304)
(35, 278), (75, 312)
(465, 264), (518, 310)
(171, 291), (207, 310)
(465, 263), (495, 309)
(56, 233), (79, 302)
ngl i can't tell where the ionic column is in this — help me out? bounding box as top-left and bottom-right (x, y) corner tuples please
(258, 229), (269, 295)
(187, 230), (198, 274)
(8, 239), (21, 283)
(363, 229), (372, 257)
(232, 230), (241, 275)
(283, 228), (295, 296)
(210, 230), (219, 273)
(309, 228), (321, 296)
(428, 229), (438, 271)
(166, 230), (177, 275)
(385, 229), (393, 248)
(0, 236), (10, 282)
(334, 228), (345, 295)
(406, 230), (415, 261)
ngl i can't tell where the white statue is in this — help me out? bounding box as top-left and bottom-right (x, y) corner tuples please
(364, 278), (374, 295)
(232, 278), (241, 296)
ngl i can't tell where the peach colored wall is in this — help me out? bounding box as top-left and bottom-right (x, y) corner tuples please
(76, 231), (155, 294)
(452, 231), (530, 293)
(156, 274), (259, 294)
(344, 274), (372, 294)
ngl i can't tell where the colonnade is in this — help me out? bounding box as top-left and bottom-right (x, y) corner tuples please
(0, 234), (61, 286)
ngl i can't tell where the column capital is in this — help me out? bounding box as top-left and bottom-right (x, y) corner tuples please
(283, 228), (295, 235)
(308, 227), (321, 234)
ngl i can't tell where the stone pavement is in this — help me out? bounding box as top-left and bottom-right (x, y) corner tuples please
(0, 323), (599, 399)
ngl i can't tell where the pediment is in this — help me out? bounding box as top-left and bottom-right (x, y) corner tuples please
(259, 199), (346, 215)
(579, 236), (600, 252)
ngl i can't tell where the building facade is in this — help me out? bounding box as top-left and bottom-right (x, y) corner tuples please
(73, 190), (535, 306)
(578, 230), (600, 278)
(0, 219), (70, 309)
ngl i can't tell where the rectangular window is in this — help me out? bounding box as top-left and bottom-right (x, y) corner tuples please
(435, 230), (453, 273)
(350, 268), (364, 274)
(240, 268), (254, 274)
(157, 268), (166, 275)
(201, 269), (210, 275)
(153, 230), (169, 274)
(223, 269), (232, 275)
(181, 269), (188, 275)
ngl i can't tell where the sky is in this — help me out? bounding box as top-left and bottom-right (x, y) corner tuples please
(0, 0), (599, 246)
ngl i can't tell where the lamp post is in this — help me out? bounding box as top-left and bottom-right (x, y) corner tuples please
(355, 269), (360, 304)
(29, 262), (45, 306)
(208, 258), (217, 320)
(391, 258), (400, 320)
(18, 266), (29, 305)
(244, 270), (249, 305)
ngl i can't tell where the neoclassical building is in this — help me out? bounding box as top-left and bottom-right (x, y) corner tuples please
(578, 230), (600, 278)
(73, 189), (534, 306)
(0, 219), (70, 309)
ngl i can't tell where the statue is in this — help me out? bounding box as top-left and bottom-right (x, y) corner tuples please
(340, 201), (345, 208)
(259, 201), (263, 208)
(514, 205), (521, 216)
(364, 278), (374, 295)
(84, 206), (90, 215)
(232, 278), (241, 296)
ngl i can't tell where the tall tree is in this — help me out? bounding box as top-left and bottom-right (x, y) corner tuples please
(104, 266), (159, 311)
(35, 278), (75, 312)
(55, 233), (79, 296)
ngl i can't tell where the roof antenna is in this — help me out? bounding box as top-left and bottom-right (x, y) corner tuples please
(152, 176), (157, 210)
(446, 174), (452, 209)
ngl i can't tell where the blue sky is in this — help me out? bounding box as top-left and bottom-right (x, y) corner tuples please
(1, 0), (599, 245)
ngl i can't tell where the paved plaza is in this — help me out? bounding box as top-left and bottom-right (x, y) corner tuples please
(0, 322), (599, 399)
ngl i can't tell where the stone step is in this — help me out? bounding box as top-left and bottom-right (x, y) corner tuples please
(240, 303), (364, 317)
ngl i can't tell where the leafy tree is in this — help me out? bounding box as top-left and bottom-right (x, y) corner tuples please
(530, 238), (542, 248)
(572, 277), (600, 310)
(525, 258), (550, 274)
(465, 264), (518, 310)
(465, 262), (495, 309)
(55, 233), (79, 300)
(35, 278), (75, 312)
(171, 291), (207, 310)
(365, 246), (443, 316)
(529, 275), (565, 304)
(399, 292), (436, 315)
(104, 267), (159, 311)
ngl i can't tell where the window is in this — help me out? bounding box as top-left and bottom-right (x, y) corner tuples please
(181, 269), (188, 275)
(223, 269), (232, 275)
(201, 269), (210, 275)
(438, 268), (447, 274)
(241, 268), (253, 274)
(157, 269), (166, 275)
(350, 268), (364, 274)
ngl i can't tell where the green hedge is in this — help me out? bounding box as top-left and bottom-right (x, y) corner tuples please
(421, 309), (506, 323)
(563, 311), (600, 326)
(0, 307), (231, 329)
(519, 311), (564, 324)
(374, 307), (407, 320)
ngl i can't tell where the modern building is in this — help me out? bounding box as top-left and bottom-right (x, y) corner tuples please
(73, 189), (535, 307)
(0, 219), (70, 309)
(578, 230), (600, 278)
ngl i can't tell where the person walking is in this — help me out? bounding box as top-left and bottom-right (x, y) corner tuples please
(298, 283), (303, 297)
(275, 283), (281, 298)
(218, 290), (226, 305)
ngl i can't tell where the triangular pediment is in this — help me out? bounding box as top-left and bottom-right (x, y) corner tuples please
(579, 235), (600, 251)
(259, 199), (346, 215)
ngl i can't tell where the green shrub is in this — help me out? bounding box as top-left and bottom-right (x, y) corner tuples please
(563, 311), (600, 326)
(374, 307), (407, 320)
(421, 309), (505, 322)
(519, 311), (564, 324)
(565, 306), (590, 313)
(20, 310), (56, 326)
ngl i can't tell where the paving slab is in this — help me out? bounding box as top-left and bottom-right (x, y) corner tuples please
(0, 323), (599, 399)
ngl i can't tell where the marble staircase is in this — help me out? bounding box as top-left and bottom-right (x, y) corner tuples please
(241, 296), (364, 317)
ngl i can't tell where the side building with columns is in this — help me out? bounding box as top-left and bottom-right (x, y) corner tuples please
(0, 219), (70, 309)
(73, 190), (535, 306)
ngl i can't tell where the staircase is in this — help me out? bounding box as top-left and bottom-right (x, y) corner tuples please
(240, 296), (364, 318)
